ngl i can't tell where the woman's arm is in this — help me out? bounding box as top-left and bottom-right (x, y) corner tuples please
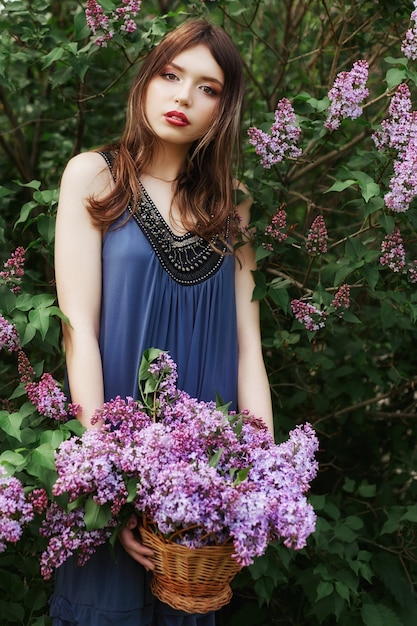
(234, 189), (274, 436)
(54, 152), (111, 429)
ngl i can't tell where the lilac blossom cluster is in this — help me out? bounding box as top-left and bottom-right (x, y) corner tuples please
(0, 466), (34, 552)
(373, 83), (417, 212)
(85, 0), (142, 46)
(40, 504), (117, 579)
(0, 247), (25, 294)
(291, 300), (327, 332)
(39, 351), (318, 575)
(0, 315), (20, 352)
(305, 215), (328, 255)
(331, 284), (351, 316)
(248, 98), (302, 169)
(325, 60), (369, 131)
(263, 207), (288, 251)
(25, 373), (80, 422)
(379, 227), (417, 282)
(291, 282), (351, 331)
(401, 1), (417, 60)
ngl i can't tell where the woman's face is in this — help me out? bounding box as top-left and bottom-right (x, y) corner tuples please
(144, 44), (224, 149)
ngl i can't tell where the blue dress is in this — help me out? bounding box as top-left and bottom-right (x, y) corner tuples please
(49, 152), (238, 626)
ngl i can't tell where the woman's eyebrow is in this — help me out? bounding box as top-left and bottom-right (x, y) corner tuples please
(167, 61), (224, 88)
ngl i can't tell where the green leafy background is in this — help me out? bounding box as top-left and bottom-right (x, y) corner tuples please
(2, 0), (417, 624)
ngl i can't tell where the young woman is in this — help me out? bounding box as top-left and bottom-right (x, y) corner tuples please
(53, 18), (273, 626)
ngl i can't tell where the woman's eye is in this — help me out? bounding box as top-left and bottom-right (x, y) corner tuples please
(200, 85), (217, 96)
(162, 72), (178, 81)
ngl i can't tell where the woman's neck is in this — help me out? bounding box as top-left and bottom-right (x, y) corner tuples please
(143, 144), (189, 183)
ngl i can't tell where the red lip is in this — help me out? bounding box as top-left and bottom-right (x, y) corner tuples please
(165, 110), (190, 126)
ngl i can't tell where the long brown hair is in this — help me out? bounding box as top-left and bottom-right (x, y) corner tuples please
(88, 19), (245, 239)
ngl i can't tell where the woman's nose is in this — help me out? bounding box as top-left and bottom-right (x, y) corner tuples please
(174, 83), (192, 107)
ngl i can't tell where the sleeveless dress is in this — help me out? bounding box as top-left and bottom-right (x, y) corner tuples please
(49, 152), (239, 626)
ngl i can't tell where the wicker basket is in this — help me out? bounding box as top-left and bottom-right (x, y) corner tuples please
(139, 518), (241, 614)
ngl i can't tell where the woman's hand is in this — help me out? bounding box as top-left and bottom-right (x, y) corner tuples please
(118, 514), (155, 571)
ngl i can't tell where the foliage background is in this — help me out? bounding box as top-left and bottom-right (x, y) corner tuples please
(1, 0), (417, 624)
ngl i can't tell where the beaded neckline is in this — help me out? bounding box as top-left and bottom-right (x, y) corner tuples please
(98, 150), (229, 286)
(128, 182), (229, 286)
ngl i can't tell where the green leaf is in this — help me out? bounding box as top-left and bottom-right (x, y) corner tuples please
(209, 448), (224, 468)
(32, 443), (57, 470)
(42, 47), (65, 69)
(316, 581), (333, 601)
(325, 179), (357, 194)
(0, 411), (23, 442)
(385, 67), (407, 90)
(255, 246), (272, 263)
(252, 270), (267, 300)
(0, 450), (26, 470)
(361, 602), (403, 626)
(233, 467), (250, 486)
(400, 505), (417, 523)
(84, 498), (112, 531)
(358, 481), (376, 498)
(335, 581), (350, 602)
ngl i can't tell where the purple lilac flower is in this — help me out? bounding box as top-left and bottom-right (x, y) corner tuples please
(291, 299), (327, 331)
(373, 84), (417, 212)
(0, 247), (25, 294)
(148, 351), (178, 399)
(384, 150), (417, 212)
(248, 98), (302, 169)
(331, 284), (351, 316)
(0, 466), (34, 552)
(305, 215), (328, 254)
(401, 1), (417, 60)
(39, 503), (116, 579)
(0, 315), (20, 352)
(41, 352), (318, 575)
(379, 228), (406, 273)
(25, 373), (80, 421)
(325, 60), (369, 131)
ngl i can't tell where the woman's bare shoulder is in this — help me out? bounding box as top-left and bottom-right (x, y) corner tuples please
(60, 151), (112, 197)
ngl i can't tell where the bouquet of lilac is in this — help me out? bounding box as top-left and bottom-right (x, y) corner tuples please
(40, 349), (319, 579)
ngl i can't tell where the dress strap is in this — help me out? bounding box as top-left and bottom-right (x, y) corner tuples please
(97, 150), (116, 182)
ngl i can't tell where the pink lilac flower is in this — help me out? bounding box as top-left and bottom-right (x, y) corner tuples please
(408, 260), (417, 283)
(17, 350), (35, 384)
(373, 84), (417, 212)
(248, 98), (302, 169)
(325, 60), (369, 131)
(0, 466), (34, 552)
(27, 489), (49, 514)
(291, 299), (327, 331)
(0, 247), (25, 294)
(263, 207), (288, 251)
(0, 315), (20, 352)
(305, 215), (328, 254)
(379, 228), (406, 273)
(331, 284), (350, 317)
(401, 1), (417, 60)
(25, 373), (80, 421)
(85, 0), (141, 46)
